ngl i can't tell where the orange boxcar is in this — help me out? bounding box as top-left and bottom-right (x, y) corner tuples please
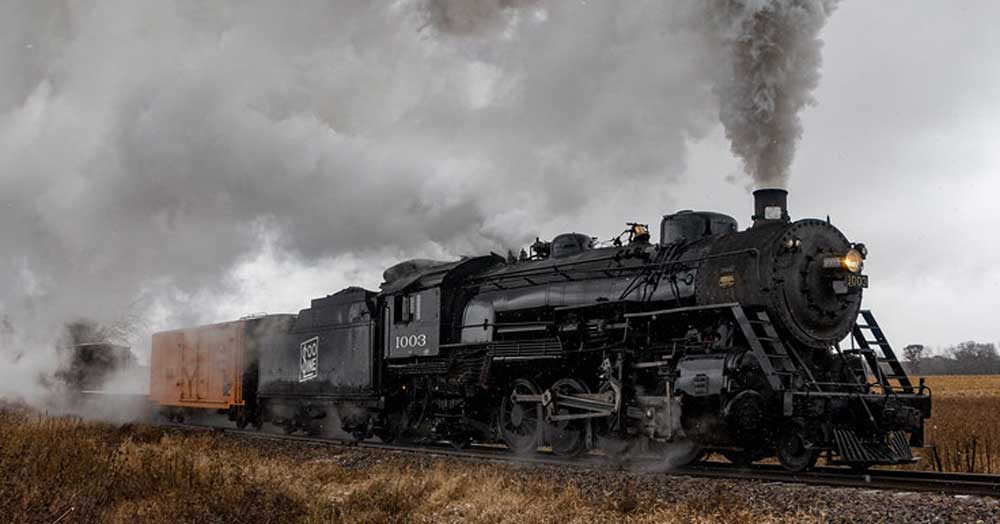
(149, 316), (293, 425)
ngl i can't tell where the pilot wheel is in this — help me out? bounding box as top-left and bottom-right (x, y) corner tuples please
(776, 422), (819, 472)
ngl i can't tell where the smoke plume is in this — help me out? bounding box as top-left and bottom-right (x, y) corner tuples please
(0, 0), (722, 405)
(709, 0), (840, 187)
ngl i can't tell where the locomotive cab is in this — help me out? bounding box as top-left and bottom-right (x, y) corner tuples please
(381, 255), (504, 357)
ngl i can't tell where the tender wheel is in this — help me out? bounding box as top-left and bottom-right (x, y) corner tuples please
(545, 378), (590, 458)
(499, 378), (543, 454)
(375, 398), (407, 443)
(397, 383), (433, 441)
(374, 421), (397, 443)
(777, 424), (819, 472)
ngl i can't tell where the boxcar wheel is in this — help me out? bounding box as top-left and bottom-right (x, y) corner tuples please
(235, 410), (249, 430)
(499, 378), (543, 454)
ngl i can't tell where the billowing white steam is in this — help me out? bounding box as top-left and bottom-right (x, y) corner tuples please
(0, 0), (842, 408)
(709, 0), (840, 187)
(0, 0), (721, 405)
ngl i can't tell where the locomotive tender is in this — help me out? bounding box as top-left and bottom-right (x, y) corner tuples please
(150, 189), (930, 471)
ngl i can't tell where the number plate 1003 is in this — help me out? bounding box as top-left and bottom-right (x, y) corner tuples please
(395, 334), (427, 349)
(845, 274), (869, 288)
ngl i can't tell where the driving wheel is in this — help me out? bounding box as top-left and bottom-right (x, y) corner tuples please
(499, 378), (543, 454)
(545, 378), (590, 458)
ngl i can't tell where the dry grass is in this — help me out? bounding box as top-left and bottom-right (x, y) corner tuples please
(913, 375), (1000, 473)
(3, 376), (996, 522)
(0, 406), (821, 524)
(0, 409), (308, 524)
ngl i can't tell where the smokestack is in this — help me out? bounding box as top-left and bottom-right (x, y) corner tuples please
(752, 188), (790, 226)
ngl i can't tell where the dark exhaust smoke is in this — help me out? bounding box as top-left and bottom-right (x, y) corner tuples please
(709, 0), (841, 188)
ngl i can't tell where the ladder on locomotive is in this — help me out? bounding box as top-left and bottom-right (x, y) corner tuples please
(848, 310), (914, 394)
(731, 307), (817, 395)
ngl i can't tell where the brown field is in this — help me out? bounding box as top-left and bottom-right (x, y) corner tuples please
(0, 407), (818, 524)
(912, 375), (1000, 473)
(0, 377), (997, 522)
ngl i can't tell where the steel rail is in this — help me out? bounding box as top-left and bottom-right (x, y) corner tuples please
(682, 462), (1000, 498)
(166, 422), (1000, 498)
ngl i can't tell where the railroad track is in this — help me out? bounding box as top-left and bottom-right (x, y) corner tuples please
(682, 463), (1000, 498)
(171, 422), (1000, 498)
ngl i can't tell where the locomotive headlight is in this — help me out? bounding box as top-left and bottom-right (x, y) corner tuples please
(841, 249), (864, 273)
(822, 248), (865, 273)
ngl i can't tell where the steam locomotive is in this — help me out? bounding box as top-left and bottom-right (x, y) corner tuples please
(149, 189), (930, 472)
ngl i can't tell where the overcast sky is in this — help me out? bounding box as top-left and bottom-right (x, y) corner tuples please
(1, 0), (998, 380)
(665, 1), (1000, 350)
(220, 1), (1000, 352)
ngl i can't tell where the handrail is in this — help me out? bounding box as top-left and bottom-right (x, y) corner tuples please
(468, 248), (760, 289)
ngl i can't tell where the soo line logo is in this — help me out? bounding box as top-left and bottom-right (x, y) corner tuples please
(299, 337), (319, 382)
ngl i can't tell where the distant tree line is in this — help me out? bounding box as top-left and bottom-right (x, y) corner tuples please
(901, 341), (1000, 375)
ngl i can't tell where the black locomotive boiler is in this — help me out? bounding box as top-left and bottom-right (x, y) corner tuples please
(153, 189), (931, 472)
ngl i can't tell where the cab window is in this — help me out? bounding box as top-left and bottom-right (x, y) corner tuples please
(393, 294), (421, 324)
